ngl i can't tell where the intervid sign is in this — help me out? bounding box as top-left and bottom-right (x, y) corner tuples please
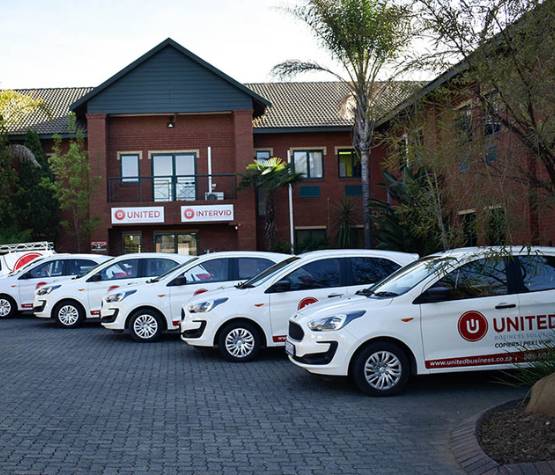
(180, 205), (234, 223)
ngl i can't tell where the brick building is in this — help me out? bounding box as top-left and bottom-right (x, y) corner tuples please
(5, 38), (554, 254)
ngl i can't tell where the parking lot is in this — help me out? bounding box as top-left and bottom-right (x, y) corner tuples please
(0, 316), (524, 475)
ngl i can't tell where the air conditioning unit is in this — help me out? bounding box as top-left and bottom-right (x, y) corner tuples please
(204, 192), (224, 201)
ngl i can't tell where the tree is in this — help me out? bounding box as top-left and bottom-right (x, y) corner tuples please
(273, 0), (415, 248)
(416, 0), (555, 195)
(49, 116), (98, 251)
(239, 157), (303, 250)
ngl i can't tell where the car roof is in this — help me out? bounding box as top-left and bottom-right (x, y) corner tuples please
(195, 251), (291, 260)
(109, 252), (191, 261)
(431, 246), (555, 259)
(299, 249), (419, 261)
(37, 253), (112, 260)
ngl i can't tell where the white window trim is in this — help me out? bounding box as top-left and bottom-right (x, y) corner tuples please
(148, 150), (200, 159)
(117, 151), (142, 161)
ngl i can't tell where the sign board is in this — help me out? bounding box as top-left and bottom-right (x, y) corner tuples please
(111, 207), (165, 224)
(90, 241), (108, 252)
(181, 205), (234, 223)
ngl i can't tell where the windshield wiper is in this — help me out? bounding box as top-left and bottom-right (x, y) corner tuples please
(235, 281), (254, 289)
(356, 288), (375, 296)
(373, 291), (399, 297)
(147, 277), (159, 283)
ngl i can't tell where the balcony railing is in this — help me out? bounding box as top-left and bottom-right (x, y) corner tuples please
(108, 174), (238, 203)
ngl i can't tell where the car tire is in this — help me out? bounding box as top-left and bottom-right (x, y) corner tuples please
(53, 300), (85, 328)
(129, 310), (163, 342)
(0, 294), (17, 318)
(217, 321), (261, 362)
(351, 342), (410, 397)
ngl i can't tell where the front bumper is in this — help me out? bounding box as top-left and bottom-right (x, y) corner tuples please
(33, 296), (54, 319)
(180, 314), (215, 347)
(100, 302), (125, 329)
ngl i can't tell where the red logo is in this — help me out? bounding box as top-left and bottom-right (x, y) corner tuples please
(298, 297), (319, 310)
(14, 252), (42, 270)
(114, 209), (126, 220)
(458, 311), (488, 342)
(183, 208), (195, 220)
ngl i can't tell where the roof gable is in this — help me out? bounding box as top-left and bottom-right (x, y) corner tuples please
(70, 38), (270, 116)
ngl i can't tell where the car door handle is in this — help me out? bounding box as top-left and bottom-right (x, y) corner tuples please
(328, 293), (343, 298)
(495, 303), (516, 309)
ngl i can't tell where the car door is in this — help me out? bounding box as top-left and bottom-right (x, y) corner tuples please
(345, 257), (402, 295)
(419, 256), (520, 371)
(267, 258), (347, 343)
(512, 255), (555, 354)
(17, 259), (65, 309)
(168, 258), (232, 322)
(86, 258), (142, 316)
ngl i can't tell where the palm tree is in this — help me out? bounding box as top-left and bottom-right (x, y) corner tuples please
(273, 0), (414, 248)
(239, 157), (303, 250)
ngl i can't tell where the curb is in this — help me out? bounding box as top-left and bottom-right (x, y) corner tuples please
(450, 401), (555, 474)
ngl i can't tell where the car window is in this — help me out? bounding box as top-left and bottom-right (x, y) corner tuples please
(143, 258), (179, 278)
(65, 259), (99, 276)
(516, 255), (555, 292)
(283, 258), (342, 291)
(237, 258), (274, 280)
(183, 259), (230, 283)
(349, 257), (400, 286)
(21, 260), (64, 279)
(429, 257), (508, 300)
(98, 259), (140, 281)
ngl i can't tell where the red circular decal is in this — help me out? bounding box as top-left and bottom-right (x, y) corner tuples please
(114, 209), (126, 220)
(298, 297), (319, 310)
(183, 208), (195, 220)
(14, 252), (42, 270)
(458, 311), (488, 342)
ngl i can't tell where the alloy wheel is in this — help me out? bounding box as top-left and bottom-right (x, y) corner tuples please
(58, 305), (79, 326)
(0, 298), (12, 317)
(133, 314), (159, 340)
(224, 328), (255, 358)
(364, 351), (402, 391)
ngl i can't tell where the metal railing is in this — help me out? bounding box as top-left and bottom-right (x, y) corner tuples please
(107, 174), (238, 203)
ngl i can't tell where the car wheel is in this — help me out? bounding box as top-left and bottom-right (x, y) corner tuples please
(351, 342), (410, 396)
(129, 310), (163, 342)
(218, 321), (261, 362)
(0, 294), (16, 318)
(53, 300), (85, 328)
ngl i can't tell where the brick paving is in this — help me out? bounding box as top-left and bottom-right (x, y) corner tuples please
(0, 316), (525, 474)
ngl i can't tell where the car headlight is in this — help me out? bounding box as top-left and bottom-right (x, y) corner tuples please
(105, 289), (137, 303)
(188, 298), (228, 313)
(307, 310), (366, 332)
(37, 284), (61, 296)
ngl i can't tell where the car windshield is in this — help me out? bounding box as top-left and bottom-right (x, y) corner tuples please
(363, 256), (456, 297)
(237, 256), (300, 288)
(78, 257), (115, 280)
(148, 257), (198, 283)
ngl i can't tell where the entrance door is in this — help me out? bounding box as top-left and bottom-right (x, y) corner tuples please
(154, 232), (198, 255)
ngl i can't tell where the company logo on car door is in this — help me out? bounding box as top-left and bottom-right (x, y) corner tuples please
(298, 297), (319, 310)
(457, 311), (488, 342)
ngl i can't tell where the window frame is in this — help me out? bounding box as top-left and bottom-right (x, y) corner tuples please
(118, 151), (141, 183)
(149, 150), (198, 202)
(336, 147), (361, 178)
(153, 231), (198, 256)
(254, 149), (273, 162)
(291, 148), (325, 179)
(122, 231), (142, 254)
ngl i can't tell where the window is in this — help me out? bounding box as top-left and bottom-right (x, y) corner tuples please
(349, 257), (401, 286)
(98, 259), (140, 281)
(429, 257), (508, 300)
(143, 258), (179, 278)
(338, 149), (360, 178)
(120, 153), (139, 183)
(122, 233), (142, 254)
(65, 259), (98, 277)
(485, 143), (497, 165)
(183, 259), (230, 283)
(154, 232), (197, 255)
(152, 152), (196, 201)
(21, 260), (64, 279)
(460, 211), (477, 246)
(255, 150), (272, 162)
(515, 255), (555, 293)
(283, 258), (342, 291)
(484, 93), (501, 136)
(456, 104), (473, 142)
(295, 228), (328, 253)
(486, 207), (506, 245)
(292, 150), (323, 178)
(237, 258), (274, 280)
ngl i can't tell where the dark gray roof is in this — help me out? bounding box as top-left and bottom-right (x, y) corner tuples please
(5, 81), (422, 137)
(7, 87), (93, 137)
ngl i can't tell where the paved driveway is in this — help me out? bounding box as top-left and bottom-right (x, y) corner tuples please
(0, 316), (524, 474)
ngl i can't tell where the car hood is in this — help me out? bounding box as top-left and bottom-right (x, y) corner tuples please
(187, 285), (257, 306)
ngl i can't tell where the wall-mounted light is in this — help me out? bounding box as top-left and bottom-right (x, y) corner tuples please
(167, 114), (176, 128)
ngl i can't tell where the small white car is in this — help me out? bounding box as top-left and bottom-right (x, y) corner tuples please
(34, 253), (188, 328)
(0, 254), (110, 318)
(181, 249), (418, 361)
(100, 251), (289, 342)
(286, 246), (555, 396)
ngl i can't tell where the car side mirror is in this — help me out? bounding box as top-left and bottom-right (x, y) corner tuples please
(269, 279), (291, 293)
(87, 273), (102, 283)
(169, 276), (187, 287)
(413, 286), (452, 304)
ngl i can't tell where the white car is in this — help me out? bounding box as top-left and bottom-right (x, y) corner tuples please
(286, 246), (555, 396)
(181, 250), (418, 362)
(34, 253), (188, 328)
(0, 254), (110, 318)
(100, 251), (290, 342)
